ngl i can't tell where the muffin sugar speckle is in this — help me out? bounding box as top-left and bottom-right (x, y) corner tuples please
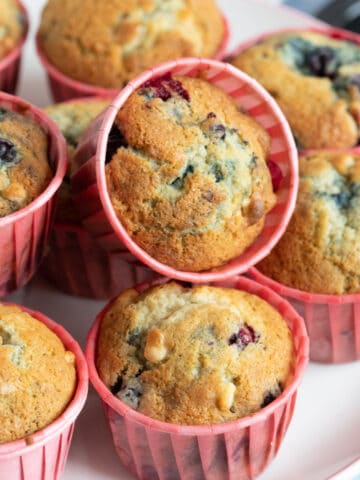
(0, 108), (52, 218)
(97, 282), (293, 425)
(39, 0), (225, 89)
(258, 150), (360, 294)
(105, 74), (277, 272)
(230, 31), (360, 149)
(0, 304), (76, 444)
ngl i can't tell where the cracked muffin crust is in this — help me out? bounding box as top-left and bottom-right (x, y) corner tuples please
(258, 150), (360, 294)
(0, 108), (52, 218)
(0, 0), (25, 61)
(230, 31), (360, 149)
(105, 74), (277, 272)
(97, 282), (293, 425)
(45, 99), (109, 223)
(38, 0), (224, 88)
(0, 304), (76, 444)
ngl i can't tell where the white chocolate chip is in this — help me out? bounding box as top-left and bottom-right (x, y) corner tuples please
(65, 351), (75, 364)
(0, 383), (16, 395)
(216, 382), (236, 412)
(144, 329), (167, 363)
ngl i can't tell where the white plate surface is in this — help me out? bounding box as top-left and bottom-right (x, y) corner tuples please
(7, 1), (360, 479)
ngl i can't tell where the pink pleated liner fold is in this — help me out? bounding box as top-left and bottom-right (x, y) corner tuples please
(35, 15), (230, 102)
(86, 275), (309, 480)
(226, 25), (360, 75)
(0, 92), (68, 298)
(0, 1), (28, 94)
(70, 57), (298, 283)
(0, 303), (88, 480)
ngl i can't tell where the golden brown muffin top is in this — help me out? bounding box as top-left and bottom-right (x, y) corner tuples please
(97, 282), (293, 425)
(39, 0), (224, 88)
(105, 74), (277, 272)
(45, 99), (110, 223)
(0, 304), (76, 444)
(0, 109), (52, 218)
(258, 150), (360, 294)
(231, 31), (360, 149)
(0, 0), (25, 60)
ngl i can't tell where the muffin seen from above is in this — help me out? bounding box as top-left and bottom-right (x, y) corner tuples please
(97, 282), (293, 425)
(0, 108), (52, 218)
(0, 0), (25, 61)
(0, 304), (76, 444)
(45, 98), (110, 223)
(230, 31), (360, 149)
(105, 74), (277, 272)
(257, 150), (360, 294)
(38, 0), (225, 89)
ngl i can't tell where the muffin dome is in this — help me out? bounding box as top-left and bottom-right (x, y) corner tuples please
(0, 304), (76, 444)
(0, 0), (25, 61)
(105, 74), (277, 272)
(0, 108), (52, 218)
(45, 99), (109, 223)
(97, 282), (293, 425)
(39, 0), (225, 88)
(230, 31), (360, 149)
(258, 150), (360, 294)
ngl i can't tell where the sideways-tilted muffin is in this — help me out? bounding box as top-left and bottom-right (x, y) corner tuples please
(0, 0), (25, 61)
(258, 150), (360, 294)
(230, 31), (360, 149)
(45, 98), (109, 223)
(97, 282), (293, 425)
(0, 304), (76, 444)
(0, 108), (52, 217)
(38, 0), (225, 89)
(105, 74), (277, 272)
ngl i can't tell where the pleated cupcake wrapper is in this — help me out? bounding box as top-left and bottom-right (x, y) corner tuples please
(227, 25), (360, 78)
(0, 1), (28, 94)
(0, 304), (88, 480)
(86, 275), (309, 480)
(0, 93), (67, 298)
(71, 57), (298, 283)
(41, 222), (157, 299)
(36, 15), (230, 102)
(249, 268), (360, 364)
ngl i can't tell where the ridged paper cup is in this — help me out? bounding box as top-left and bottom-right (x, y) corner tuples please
(71, 57), (298, 283)
(86, 275), (309, 480)
(0, 1), (28, 94)
(227, 25), (360, 80)
(0, 303), (88, 480)
(0, 92), (67, 297)
(41, 223), (157, 299)
(36, 15), (230, 102)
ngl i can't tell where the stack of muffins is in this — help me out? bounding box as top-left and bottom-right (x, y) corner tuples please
(11, 0), (360, 479)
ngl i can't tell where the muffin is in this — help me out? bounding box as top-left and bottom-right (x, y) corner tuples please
(230, 30), (360, 149)
(0, 108), (52, 218)
(0, 0), (25, 61)
(38, 0), (225, 89)
(0, 303), (76, 444)
(105, 74), (277, 272)
(97, 281), (293, 425)
(45, 98), (110, 223)
(257, 150), (360, 294)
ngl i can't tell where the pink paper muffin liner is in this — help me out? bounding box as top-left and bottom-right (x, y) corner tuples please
(71, 57), (298, 283)
(36, 15), (230, 102)
(0, 303), (88, 480)
(41, 223), (157, 299)
(0, 1), (28, 94)
(86, 275), (308, 480)
(0, 92), (67, 298)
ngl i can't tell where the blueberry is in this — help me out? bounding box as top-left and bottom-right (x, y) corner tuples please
(212, 124), (226, 141)
(228, 323), (259, 350)
(210, 164), (224, 182)
(0, 138), (18, 165)
(306, 47), (338, 78)
(0, 108), (7, 117)
(127, 329), (141, 346)
(170, 164), (194, 189)
(106, 125), (128, 164)
(207, 112), (217, 119)
(250, 155), (258, 167)
(110, 376), (123, 395)
(117, 378), (143, 408)
(331, 191), (351, 208)
(261, 391), (277, 408)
